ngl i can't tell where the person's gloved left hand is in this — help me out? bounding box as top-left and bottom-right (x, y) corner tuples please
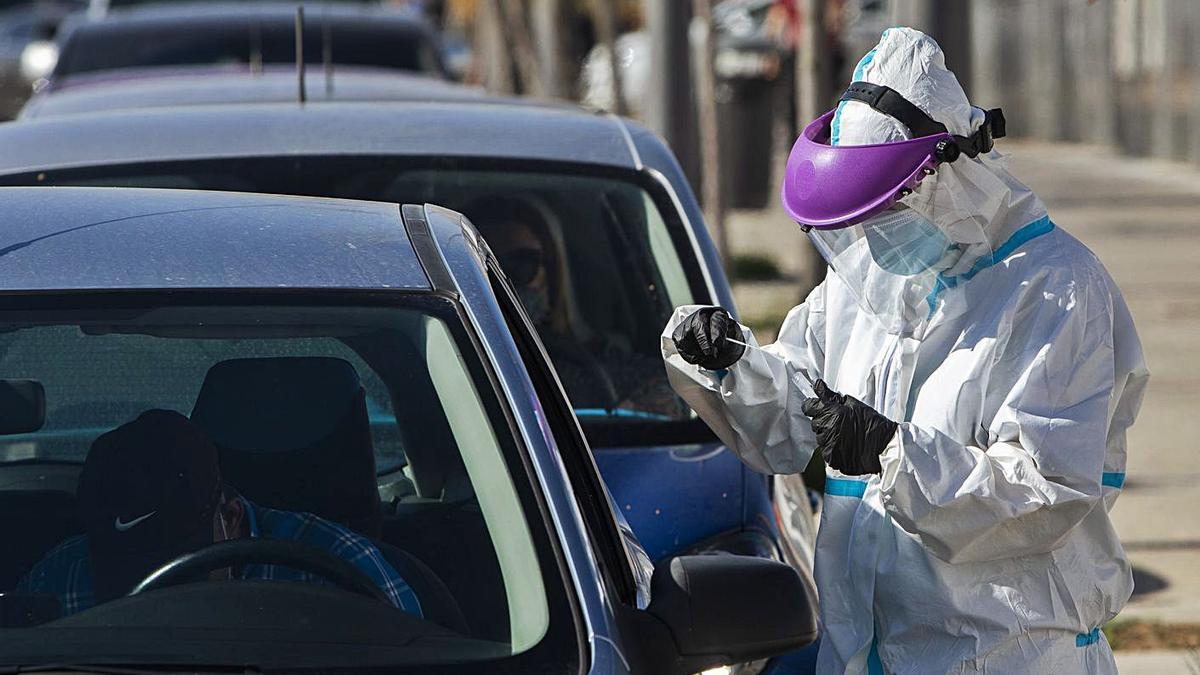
(671, 306), (746, 370)
(800, 379), (898, 475)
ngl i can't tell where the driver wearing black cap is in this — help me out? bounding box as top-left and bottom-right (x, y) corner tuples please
(18, 410), (421, 617)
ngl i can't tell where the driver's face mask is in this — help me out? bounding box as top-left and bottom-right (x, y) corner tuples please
(518, 286), (551, 325)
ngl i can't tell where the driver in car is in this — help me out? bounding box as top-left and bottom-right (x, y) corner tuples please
(17, 410), (422, 617)
(468, 194), (685, 417)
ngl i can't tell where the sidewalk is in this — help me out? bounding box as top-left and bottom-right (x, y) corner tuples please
(1115, 649), (1199, 674)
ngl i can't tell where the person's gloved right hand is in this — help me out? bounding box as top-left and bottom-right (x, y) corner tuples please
(671, 306), (746, 370)
(800, 379), (898, 475)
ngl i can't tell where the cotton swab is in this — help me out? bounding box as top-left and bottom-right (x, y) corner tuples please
(723, 337), (816, 387)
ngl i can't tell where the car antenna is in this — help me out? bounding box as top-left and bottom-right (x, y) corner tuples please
(88, 0), (109, 21)
(250, 19), (264, 75)
(322, 2), (333, 96)
(295, 5), (307, 104)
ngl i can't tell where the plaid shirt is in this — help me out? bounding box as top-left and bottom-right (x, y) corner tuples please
(17, 498), (422, 618)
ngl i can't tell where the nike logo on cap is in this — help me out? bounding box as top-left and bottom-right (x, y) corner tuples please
(114, 511), (157, 532)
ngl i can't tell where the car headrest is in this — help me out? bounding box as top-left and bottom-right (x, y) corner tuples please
(0, 379), (45, 435)
(191, 357), (381, 537)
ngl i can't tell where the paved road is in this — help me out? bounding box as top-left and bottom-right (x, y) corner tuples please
(728, 140), (1200, 630)
(1115, 648), (1199, 674)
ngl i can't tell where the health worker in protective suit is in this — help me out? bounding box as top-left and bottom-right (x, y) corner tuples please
(662, 27), (1148, 674)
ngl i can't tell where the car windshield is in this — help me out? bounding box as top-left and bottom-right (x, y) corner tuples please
(55, 15), (442, 79)
(12, 158), (713, 446)
(0, 297), (572, 672)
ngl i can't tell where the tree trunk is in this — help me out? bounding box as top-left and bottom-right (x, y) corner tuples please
(588, 0), (626, 115)
(645, 1), (700, 187)
(530, 0), (572, 99)
(691, 0), (726, 261)
(795, 0), (828, 295)
(499, 0), (543, 97)
(474, 0), (515, 94)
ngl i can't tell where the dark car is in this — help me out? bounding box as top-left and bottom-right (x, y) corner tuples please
(0, 185), (816, 674)
(44, 2), (447, 88)
(0, 102), (821, 672)
(18, 67), (489, 119)
(0, 0), (84, 118)
(87, 0), (382, 18)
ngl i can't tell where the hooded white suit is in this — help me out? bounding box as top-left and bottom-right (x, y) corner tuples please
(662, 28), (1148, 674)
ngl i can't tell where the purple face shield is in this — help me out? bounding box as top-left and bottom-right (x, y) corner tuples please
(781, 82), (1005, 231)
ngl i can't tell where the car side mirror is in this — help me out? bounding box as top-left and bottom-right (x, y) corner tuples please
(644, 554), (817, 674)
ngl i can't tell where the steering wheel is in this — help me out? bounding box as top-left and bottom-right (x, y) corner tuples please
(129, 539), (391, 604)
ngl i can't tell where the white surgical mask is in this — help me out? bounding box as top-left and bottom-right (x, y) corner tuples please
(862, 209), (955, 276)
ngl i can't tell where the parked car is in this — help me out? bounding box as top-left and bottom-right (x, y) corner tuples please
(86, 0), (383, 20)
(29, 1), (446, 93)
(18, 67), (488, 119)
(0, 0), (84, 118)
(0, 102), (821, 672)
(0, 185), (817, 673)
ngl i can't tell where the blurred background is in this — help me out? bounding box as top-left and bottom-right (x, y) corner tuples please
(0, 0), (1197, 669)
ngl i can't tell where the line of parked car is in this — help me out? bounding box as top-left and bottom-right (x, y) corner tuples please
(0, 2), (821, 673)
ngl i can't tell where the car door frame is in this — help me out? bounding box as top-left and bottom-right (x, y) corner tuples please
(403, 202), (653, 673)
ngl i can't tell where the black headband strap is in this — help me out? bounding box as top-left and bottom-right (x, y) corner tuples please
(841, 81), (948, 138)
(840, 81), (1006, 160)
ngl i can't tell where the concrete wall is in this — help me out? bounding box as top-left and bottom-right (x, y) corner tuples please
(889, 0), (1198, 163)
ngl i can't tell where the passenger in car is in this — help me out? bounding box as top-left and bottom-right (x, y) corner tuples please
(17, 410), (421, 618)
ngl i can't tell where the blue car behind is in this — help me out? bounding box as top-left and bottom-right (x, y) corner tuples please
(0, 103), (821, 671)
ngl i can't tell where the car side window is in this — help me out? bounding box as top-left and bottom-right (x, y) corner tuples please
(484, 260), (642, 606)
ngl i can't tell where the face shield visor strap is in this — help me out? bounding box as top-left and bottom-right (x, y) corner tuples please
(782, 113), (944, 230)
(840, 82), (1006, 160)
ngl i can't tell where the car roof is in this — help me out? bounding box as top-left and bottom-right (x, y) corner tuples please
(22, 68), (489, 118)
(0, 186), (431, 292)
(73, 1), (425, 29)
(51, 2), (444, 82)
(58, 2), (433, 55)
(0, 101), (644, 173)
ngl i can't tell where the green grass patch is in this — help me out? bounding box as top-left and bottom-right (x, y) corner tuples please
(1104, 618), (1200, 651)
(742, 308), (790, 339)
(729, 253), (784, 281)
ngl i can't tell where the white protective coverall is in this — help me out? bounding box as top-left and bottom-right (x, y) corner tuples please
(662, 28), (1149, 674)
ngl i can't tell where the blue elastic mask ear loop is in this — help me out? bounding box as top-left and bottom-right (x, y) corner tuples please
(831, 29), (887, 146)
(924, 215), (1057, 318)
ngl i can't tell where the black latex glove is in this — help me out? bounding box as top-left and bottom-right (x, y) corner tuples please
(800, 379), (898, 476)
(671, 306), (746, 370)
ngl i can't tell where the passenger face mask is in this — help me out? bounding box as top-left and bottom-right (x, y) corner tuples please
(518, 286), (551, 326)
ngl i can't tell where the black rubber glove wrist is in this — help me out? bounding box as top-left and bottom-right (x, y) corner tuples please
(800, 379), (898, 476)
(671, 306), (746, 370)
